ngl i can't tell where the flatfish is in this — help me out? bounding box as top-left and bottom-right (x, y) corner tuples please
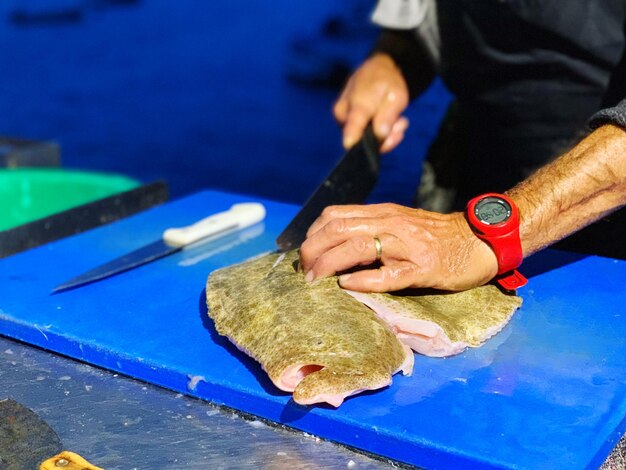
(206, 250), (522, 406)
(206, 250), (414, 407)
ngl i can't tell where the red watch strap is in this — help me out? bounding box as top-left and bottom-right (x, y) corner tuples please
(483, 228), (528, 291)
(491, 227), (523, 275)
(497, 270), (527, 291)
(487, 229), (528, 290)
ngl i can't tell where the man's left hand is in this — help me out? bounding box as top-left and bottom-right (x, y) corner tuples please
(299, 203), (498, 292)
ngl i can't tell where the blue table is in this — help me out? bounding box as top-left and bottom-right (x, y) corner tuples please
(1, 190), (625, 469)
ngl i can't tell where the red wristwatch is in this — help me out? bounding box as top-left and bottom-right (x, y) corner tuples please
(466, 193), (527, 291)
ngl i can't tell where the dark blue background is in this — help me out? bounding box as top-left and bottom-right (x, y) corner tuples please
(0, 0), (449, 206)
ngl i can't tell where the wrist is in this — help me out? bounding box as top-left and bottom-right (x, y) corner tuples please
(453, 212), (499, 285)
(372, 29), (435, 99)
(473, 236), (499, 278)
(368, 52), (402, 74)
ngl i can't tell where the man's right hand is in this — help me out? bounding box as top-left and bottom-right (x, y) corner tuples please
(333, 53), (410, 153)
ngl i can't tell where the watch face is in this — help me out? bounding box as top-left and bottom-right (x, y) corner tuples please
(474, 196), (511, 225)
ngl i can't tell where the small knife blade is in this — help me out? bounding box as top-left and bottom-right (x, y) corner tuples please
(276, 125), (380, 252)
(52, 202), (266, 293)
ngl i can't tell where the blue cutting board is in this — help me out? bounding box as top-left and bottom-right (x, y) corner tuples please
(1, 190), (625, 469)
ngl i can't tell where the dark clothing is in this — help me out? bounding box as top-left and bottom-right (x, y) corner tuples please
(437, 1), (625, 105)
(434, 0), (625, 203)
(374, 0), (626, 257)
(375, 1), (626, 195)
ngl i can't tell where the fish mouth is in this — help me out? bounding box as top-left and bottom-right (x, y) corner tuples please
(277, 363), (324, 391)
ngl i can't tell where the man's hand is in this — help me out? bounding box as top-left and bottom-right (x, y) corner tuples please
(299, 203), (499, 292)
(334, 53), (410, 153)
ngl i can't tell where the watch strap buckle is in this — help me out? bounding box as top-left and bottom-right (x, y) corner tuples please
(496, 269), (528, 292)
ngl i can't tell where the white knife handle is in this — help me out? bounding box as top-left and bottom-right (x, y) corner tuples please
(162, 202), (266, 247)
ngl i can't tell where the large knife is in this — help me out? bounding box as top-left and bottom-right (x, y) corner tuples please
(276, 125), (380, 252)
(52, 202), (266, 293)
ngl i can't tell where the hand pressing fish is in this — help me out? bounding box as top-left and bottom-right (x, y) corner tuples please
(206, 250), (522, 407)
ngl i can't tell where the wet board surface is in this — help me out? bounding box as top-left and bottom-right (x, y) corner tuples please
(1, 189), (625, 469)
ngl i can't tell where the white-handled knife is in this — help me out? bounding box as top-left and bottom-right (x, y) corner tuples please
(52, 202), (266, 293)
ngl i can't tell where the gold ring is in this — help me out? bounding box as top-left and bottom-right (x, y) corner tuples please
(373, 236), (382, 262)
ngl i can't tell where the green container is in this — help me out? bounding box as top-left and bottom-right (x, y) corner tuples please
(0, 168), (140, 232)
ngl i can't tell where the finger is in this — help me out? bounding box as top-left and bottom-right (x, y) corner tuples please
(306, 205), (376, 238)
(342, 81), (389, 149)
(338, 261), (423, 292)
(379, 117), (409, 153)
(372, 92), (409, 141)
(303, 230), (407, 281)
(301, 215), (380, 273)
(305, 233), (392, 282)
(343, 104), (374, 149)
(333, 81), (353, 124)
(300, 218), (373, 273)
(305, 203), (407, 239)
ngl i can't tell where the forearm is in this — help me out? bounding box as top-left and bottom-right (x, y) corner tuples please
(507, 124), (626, 257)
(372, 29), (436, 100)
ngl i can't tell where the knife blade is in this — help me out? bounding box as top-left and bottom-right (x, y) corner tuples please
(276, 125), (380, 252)
(52, 202), (266, 293)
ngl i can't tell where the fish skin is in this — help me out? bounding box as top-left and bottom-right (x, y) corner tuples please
(206, 250), (413, 407)
(346, 286), (523, 357)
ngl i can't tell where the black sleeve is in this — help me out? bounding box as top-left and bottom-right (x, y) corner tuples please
(371, 29), (437, 100)
(589, 99), (626, 130)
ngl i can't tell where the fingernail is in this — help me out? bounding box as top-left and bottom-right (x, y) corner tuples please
(394, 118), (409, 133)
(380, 136), (395, 153)
(338, 274), (351, 284)
(376, 123), (390, 137)
(343, 136), (356, 149)
(305, 271), (315, 282)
